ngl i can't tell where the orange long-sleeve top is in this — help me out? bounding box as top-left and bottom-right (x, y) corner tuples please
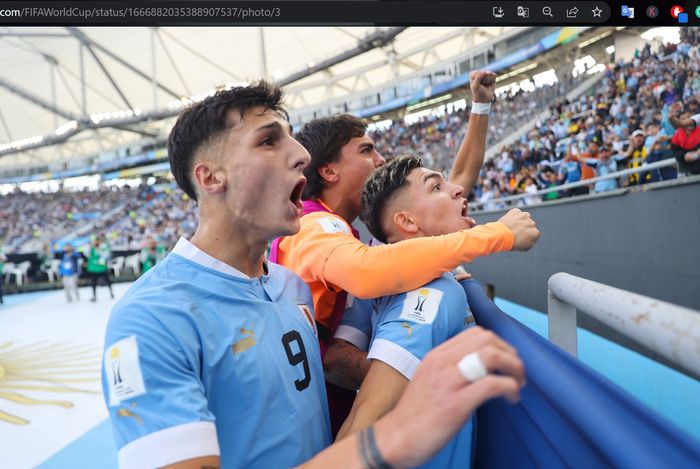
(276, 210), (514, 330)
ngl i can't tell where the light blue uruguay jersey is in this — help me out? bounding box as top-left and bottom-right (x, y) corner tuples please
(102, 238), (331, 469)
(334, 294), (375, 351)
(368, 273), (476, 469)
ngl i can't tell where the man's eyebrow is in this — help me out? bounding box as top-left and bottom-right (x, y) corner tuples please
(422, 172), (443, 184)
(359, 141), (374, 151)
(254, 121), (284, 133)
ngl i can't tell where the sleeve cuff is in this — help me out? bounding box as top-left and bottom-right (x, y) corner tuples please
(334, 325), (370, 351)
(488, 221), (515, 251)
(367, 338), (421, 380)
(118, 421), (219, 469)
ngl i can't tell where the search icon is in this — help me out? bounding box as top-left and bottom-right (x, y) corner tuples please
(542, 6), (554, 17)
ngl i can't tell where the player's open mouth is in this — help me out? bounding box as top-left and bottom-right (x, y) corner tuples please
(290, 178), (306, 211)
(461, 200), (469, 217)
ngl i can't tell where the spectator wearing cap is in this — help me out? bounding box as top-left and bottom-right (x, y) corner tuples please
(621, 129), (648, 185)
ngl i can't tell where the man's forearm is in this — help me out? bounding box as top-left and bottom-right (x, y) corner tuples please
(669, 115), (694, 129)
(323, 339), (369, 391)
(449, 113), (489, 194)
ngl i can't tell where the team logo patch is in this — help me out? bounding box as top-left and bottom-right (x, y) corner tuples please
(298, 304), (318, 336)
(318, 217), (350, 235)
(105, 336), (146, 406)
(399, 288), (443, 324)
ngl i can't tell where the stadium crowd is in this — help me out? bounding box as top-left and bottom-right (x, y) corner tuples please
(369, 73), (584, 176)
(370, 28), (700, 209)
(96, 184), (198, 251)
(0, 187), (139, 253)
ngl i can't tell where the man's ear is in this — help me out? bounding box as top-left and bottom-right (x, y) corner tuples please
(391, 210), (420, 236)
(318, 162), (340, 185)
(192, 160), (226, 196)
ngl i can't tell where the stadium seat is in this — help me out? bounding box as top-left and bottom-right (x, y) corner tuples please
(124, 253), (141, 277)
(109, 256), (125, 278)
(5, 261), (31, 286)
(2, 262), (15, 285)
(43, 259), (62, 283)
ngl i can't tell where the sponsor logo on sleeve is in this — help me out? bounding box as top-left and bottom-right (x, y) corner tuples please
(105, 336), (146, 406)
(399, 288), (443, 324)
(318, 217), (351, 235)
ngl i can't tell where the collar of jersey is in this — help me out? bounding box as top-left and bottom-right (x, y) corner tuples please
(172, 237), (255, 280)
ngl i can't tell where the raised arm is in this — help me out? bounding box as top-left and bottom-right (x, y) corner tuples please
(669, 102), (699, 129)
(325, 209), (538, 299)
(448, 71), (497, 194)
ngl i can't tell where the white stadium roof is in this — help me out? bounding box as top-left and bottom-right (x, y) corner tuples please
(0, 26), (510, 169)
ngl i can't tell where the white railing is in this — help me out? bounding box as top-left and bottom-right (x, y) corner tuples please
(547, 272), (700, 380)
(471, 157), (678, 211)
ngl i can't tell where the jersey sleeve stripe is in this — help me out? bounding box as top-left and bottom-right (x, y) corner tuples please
(367, 338), (420, 380)
(118, 421), (220, 469)
(334, 325), (370, 351)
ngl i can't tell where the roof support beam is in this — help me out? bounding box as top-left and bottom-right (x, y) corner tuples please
(277, 27), (407, 87)
(68, 28), (134, 111)
(66, 27), (182, 100)
(0, 76), (79, 122)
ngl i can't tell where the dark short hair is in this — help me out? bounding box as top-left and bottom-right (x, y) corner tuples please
(167, 80), (288, 201)
(360, 155), (423, 244)
(296, 114), (367, 199)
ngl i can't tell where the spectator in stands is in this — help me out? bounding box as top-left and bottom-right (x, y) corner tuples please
(520, 176), (542, 205)
(668, 104), (700, 175)
(59, 243), (81, 303)
(621, 130), (648, 185)
(559, 145), (588, 197)
(537, 166), (561, 201)
(86, 234), (114, 302)
(576, 145), (627, 193)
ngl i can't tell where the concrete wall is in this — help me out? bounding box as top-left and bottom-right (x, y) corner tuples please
(468, 177), (700, 313)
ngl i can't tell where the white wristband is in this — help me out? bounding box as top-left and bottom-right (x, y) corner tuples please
(471, 102), (492, 115)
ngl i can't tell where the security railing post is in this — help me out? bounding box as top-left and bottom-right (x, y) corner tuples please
(548, 289), (578, 357)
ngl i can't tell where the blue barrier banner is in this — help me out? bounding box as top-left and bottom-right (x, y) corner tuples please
(461, 280), (700, 468)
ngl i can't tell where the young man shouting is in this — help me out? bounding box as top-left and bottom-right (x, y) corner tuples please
(337, 155), (525, 469)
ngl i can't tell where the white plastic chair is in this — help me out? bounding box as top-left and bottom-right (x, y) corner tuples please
(109, 256), (125, 278)
(6, 261), (31, 286)
(124, 253), (141, 277)
(3, 262), (15, 285)
(45, 259), (62, 283)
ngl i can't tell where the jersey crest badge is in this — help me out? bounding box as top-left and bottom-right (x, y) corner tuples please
(298, 304), (318, 337)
